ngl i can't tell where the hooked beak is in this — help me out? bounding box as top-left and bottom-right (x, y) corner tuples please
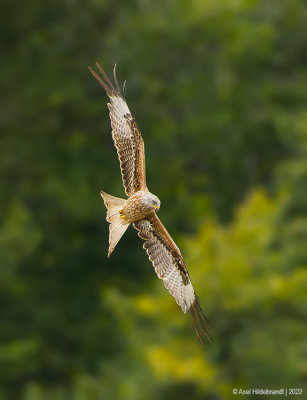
(154, 205), (160, 211)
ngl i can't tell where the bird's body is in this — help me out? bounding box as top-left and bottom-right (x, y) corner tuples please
(89, 63), (211, 344)
(121, 190), (160, 222)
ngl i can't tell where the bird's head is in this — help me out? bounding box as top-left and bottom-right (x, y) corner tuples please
(142, 192), (161, 213)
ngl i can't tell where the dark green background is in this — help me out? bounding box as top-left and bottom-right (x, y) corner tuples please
(1, 0), (307, 398)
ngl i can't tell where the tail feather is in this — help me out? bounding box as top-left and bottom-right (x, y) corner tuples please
(100, 190), (129, 257)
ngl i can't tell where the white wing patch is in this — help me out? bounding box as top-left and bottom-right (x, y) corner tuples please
(108, 95), (131, 123)
(163, 268), (195, 313)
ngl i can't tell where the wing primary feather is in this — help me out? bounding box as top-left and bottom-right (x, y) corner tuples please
(113, 63), (120, 92)
(190, 298), (212, 344)
(88, 66), (113, 97)
(88, 62), (121, 97)
(122, 80), (127, 98)
(195, 297), (213, 329)
(190, 305), (204, 344)
(96, 62), (117, 93)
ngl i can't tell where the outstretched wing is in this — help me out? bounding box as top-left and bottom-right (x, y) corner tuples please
(133, 214), (212, 344)
(89, 63), (146, 196)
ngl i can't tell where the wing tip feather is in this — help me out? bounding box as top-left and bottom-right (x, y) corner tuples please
(88, 62), (121, 97)
(189, 298), (212, 344)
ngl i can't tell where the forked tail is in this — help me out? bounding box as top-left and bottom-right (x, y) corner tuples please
(100, 190), (129, 257)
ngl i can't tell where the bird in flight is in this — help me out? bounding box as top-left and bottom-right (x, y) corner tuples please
(88, 63), (211, 343)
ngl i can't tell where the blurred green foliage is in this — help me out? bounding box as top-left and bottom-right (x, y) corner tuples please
(1, 0), (307, 398)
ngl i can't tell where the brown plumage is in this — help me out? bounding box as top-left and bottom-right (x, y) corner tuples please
(89, 63), (212, 344)
(88, 63), (146, 196)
